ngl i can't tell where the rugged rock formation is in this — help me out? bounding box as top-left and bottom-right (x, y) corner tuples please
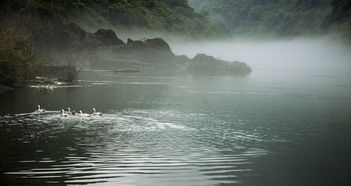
(144, 38), (174, 56)
(126, 39), (147, 49)
(51, 25), (252, 75)
(68, 23), (87, 41)
(2, 9), (251, 78)
(93, 29), (125, 46)
(188, 54), (251, 75)
(122, 38), (176, 69)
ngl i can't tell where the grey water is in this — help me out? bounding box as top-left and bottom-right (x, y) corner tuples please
(1, 39), (351, 186)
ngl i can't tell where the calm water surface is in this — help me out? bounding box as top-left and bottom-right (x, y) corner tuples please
(0, 68), (351, 185)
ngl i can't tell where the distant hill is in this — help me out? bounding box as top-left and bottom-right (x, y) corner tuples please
(0, 0), (218, 37)
(189, 0), (351, 38)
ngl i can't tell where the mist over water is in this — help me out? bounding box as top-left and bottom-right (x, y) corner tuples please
(170, 36), (351, 76)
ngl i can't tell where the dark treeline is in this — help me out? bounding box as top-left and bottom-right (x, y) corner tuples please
(189, 0), (351, 38)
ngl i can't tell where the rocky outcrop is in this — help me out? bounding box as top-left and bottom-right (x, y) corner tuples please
(122, 38), (176, 66)
(188, 53), (251, 76)
(126, 38), (146, 49)
(68, 23), (87, 41)
(174, 55), (192, 65)
(34, 21), (252, 75)
(93, 29), (125, 46)
(73, 29), (251, 75)
(1, 9), (251, 75)
(144, 38), (174, 56)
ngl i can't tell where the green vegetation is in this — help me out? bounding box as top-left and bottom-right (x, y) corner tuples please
(323, 0), (351, 38)
(0, 16), (37, 88)
(189, 0), (351, 37)
(1, 0), (217, 37)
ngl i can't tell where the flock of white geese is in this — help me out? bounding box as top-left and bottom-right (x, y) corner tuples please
(36, 105), (102, 117)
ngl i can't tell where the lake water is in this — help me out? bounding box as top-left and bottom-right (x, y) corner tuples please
(1, 39), (351, 186)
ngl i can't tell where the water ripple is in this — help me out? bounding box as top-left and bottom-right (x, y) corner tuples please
(0, 110), (270, 185)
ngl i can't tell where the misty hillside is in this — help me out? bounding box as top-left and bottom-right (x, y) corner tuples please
(0, 0), (217, 37)
(0, 0), (251, 88)
(189, 0), (351, 37)
(323, 0), (351, 38)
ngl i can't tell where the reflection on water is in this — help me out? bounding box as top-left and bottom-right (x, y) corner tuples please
(1, 71), (351, 185)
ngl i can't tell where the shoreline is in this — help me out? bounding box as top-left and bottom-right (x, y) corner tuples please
(0, 84), (14, 93)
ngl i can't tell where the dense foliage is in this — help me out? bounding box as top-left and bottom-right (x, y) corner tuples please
(189, 0), (351, 37)
(0, 0), (217, 37)
(0, 16), (37, 87)
(323, 0), (351, 38)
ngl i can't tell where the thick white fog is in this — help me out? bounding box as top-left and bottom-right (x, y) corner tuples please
(170, 37), (351, 76)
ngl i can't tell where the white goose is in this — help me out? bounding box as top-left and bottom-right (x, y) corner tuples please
(61, 109), (68, 117)
(36, 105), (46, 113)
(67, 107), (76, 115)
(79, 110), (91, 117)
(92, 108), (102, 116)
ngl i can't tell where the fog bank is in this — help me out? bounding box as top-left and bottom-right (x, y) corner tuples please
(170, 37), (351, 76)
